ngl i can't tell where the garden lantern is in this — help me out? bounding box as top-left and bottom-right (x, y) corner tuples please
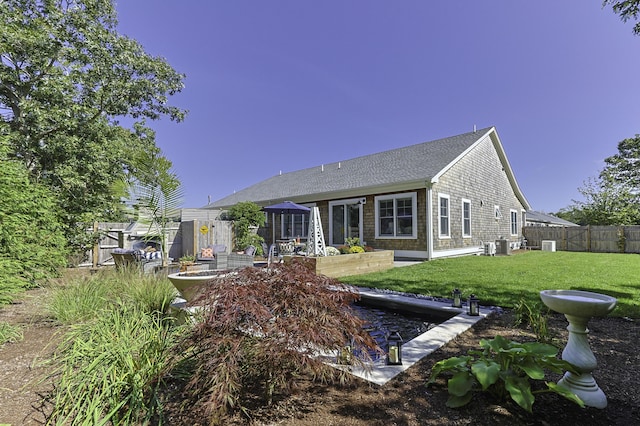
(386, 331), (403, 365)
(452, 288), (462, 308)
(468, 294), (480, 316)
(337, 343), (352, 365)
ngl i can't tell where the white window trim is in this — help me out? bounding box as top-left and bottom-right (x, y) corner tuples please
(462, 198), (471, 238)
(438, 194), (451, 239)
(374, 192), (418, 239)
(510, 209), (518, 236)
(494, 205), (502, 221)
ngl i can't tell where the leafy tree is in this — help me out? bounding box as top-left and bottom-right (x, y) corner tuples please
(223, 201), (266, 252)
(177, 261), (380, 423)
(0, 135), (67, 303)
(601, 134), (640, 190)
(604, 0), (640, 35)
(0, 0), (186, 253)
(557, 135), (640, 225)
(557, 176), (640, 225)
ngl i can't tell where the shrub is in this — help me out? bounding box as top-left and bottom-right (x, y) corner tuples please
(337, 245), (350, 254)
(224, 201), (266, 251)
(48, 305), (180, 425)
(349, 246), (365, 254)
(48, 269), (176, 324)
(345, 237), (362, 247)
(0, 137), (68, 304)
(427, 335), (584, 412)
(178, 261), (381, 423)
(325, 246), (341, 256)
(514, 297), (552, 343)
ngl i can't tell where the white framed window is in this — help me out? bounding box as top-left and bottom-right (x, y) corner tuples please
(462, 199), (471, 237)
(374, 192), (417, 238)
(494, 205), (502, 220)
(439, 194), (450, 238)
(510, 209), (518, 236)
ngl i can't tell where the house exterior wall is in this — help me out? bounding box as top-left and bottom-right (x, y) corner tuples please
(431, 136), (526, 254)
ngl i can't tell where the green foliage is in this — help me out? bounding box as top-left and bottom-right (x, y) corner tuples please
(513, 298), (552, 343)
(345, 237), (363, 248)
(427, 335), (584, 412)
(558, 176), (640, 225)
(48, 305), (180, 425)
(129, 149), (184, 267)
(178, 262), (380, 423)
(0, 0), (186, 254)
(604, 1), (640, 35)
(47, 269), (179, 424)
(179, 254), (195, 263)
(0, 321), (23, 345)
(48, 269), (176, 325)
(0, 138), (68, 304)
(559, 135), (640, 225)
(224, 201), (266, 251)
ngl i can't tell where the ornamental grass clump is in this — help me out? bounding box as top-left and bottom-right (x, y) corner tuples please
(48, 269), (176, 324)
(48, 304), (181, 425)
(177, 261), (381, 424)
(0, 321), (22, 345)
(427, 335), (584, 413)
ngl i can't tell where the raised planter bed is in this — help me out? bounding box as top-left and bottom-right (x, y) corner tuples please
(285, 250), (394, 278)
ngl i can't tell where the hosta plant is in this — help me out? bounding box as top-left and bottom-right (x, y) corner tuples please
(427, 335), (584, 412)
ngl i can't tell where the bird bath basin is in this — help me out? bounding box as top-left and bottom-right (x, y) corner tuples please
(539, 289), (617, 409)
(168, 270), (231, 302)
(539, 290), (617, 317)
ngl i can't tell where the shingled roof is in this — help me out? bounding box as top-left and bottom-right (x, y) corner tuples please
(208, 126), (526, 208)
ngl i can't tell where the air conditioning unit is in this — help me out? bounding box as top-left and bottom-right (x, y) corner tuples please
(495, 239), (511, 255)
(484, 242), (496, 256)
(541, 240), (556, 252)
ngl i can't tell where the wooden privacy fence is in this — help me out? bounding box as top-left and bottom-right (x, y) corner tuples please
(523, 225), (640, 253)
(86, 220), (234, 267)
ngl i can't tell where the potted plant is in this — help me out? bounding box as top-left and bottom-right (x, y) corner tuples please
(179, 254), (196, 272)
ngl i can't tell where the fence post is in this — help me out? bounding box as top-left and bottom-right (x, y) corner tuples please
(587, 225), (591, 252)
(92, 222), (99, 269)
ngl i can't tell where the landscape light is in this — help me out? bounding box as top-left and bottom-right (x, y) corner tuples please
(468, 294), (480, 316)
(337, 342), (353, 365)
(386, 331), (403, 365)
(452, 288), (462, 308)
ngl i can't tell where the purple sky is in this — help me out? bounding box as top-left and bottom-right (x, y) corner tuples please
(115, 1), (640, 213)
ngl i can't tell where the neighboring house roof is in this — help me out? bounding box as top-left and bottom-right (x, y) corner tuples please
(526, 210), (578, 227)
(207, 126), (530, 210)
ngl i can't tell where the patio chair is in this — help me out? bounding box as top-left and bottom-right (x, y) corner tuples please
(267, 243), (280, 266)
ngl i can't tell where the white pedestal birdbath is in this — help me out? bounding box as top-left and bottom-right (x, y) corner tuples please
(539, 290), (617, 409)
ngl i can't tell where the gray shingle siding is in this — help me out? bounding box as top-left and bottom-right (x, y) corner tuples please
(433, 135), (527, 251)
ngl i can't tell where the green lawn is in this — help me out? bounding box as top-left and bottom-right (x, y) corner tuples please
(340, 251), (640, 318)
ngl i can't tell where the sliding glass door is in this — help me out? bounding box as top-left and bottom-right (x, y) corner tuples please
(329, 199), (362, 245)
